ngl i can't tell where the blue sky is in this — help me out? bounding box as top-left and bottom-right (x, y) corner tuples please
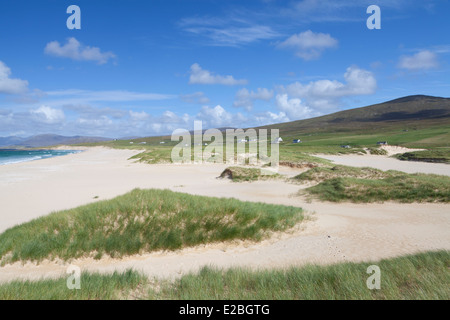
(0, 0), (449, 138)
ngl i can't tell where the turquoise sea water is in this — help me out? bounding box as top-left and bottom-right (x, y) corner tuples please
(0, 149), (81, 165)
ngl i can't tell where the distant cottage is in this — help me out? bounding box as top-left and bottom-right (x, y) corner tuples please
(272, 137), (283, 144)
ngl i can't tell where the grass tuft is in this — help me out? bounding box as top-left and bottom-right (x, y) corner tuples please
(219, 166), (283, 182)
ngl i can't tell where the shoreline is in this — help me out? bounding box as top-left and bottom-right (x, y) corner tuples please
(0, 148), (83, 167)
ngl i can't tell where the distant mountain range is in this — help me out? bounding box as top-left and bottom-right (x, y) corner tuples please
(0, 134), (112, 148)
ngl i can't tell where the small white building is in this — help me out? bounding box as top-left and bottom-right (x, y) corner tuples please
(272, 137), (283, 144)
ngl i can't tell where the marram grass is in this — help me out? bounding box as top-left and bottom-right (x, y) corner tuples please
(0, 189), (303, 264)
(294, 165), (450, 203)
(0, 251), (448, 300)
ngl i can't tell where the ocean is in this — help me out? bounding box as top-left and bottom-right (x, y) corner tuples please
(0, 149), (81, 166)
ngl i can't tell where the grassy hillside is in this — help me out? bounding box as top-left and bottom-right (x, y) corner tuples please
(257, 95), (450, 134)
(78, 95), (450, 162)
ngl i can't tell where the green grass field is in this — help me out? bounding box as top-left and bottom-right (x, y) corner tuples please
(1, 251), (448, 300)
(78, 124), (450, 166)
(0, 189), (303, 264)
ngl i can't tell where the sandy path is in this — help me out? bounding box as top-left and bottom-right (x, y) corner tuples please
(315, 153), (449, 176)
(0, 147), (449, 283)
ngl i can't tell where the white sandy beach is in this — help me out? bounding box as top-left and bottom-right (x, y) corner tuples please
(0, 146), (449, 283)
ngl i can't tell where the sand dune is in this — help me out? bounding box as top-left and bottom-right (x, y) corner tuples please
(0, 147), (449, 283)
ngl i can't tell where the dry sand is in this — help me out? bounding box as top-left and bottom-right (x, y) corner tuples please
(0, 146), (449, 283)
(315, 146), (450, 176)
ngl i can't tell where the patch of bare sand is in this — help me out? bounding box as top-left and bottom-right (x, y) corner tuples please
(379, 145), (425, 156)
(315, 146), (449, 176)
(0, 146), (449, 283)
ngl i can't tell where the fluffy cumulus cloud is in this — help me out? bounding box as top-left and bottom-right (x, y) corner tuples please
(278, 30), (338, 60)
(254, 111), (290, 125)
(398, 50), (439, 71)
(233, 88), (273, 111)
(0, 61), (29, 94)
(275, 94), (314, 120)
(189, 63), (248, 85)
(283, 66), (377, 111)
(31, 105), (65, 124)
(44, 38), (116, 65)
(195, 105), (247, 128)
(196, 105), (233, 127)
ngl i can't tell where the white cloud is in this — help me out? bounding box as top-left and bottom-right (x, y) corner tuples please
(275, 94), (314, 120)
(189, 63), (248, 86)
(64, 104), (126, 119)
(129, 110), (150, 121)
(44, 89), (174, 106)
(161, 110), (182, 123)
(31, 105), (65, 124)
(233, 88), (273, 111)
(44, 38), (116, 65)
(77, 116), (113, 127)
(196, 105), (233, 127)
(398, 50), (439, 71)
(278, 30), (338, 60)
(255, 111), (290, 125)
(180, 16), (280, 47)
(180, 92), (210, 104)
(284, 66), (377, 111)
(342, 66), (377, 95)
(0, 61), (29, 94)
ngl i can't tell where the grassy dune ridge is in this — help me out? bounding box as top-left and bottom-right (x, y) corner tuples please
(293, 166), (450, 203)
(1, 251), (448, 300)
(395, 148), (450, 164)
(0, 189), (303, 264)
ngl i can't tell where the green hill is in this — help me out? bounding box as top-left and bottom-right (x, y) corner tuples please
(256, 95), (450, 135)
